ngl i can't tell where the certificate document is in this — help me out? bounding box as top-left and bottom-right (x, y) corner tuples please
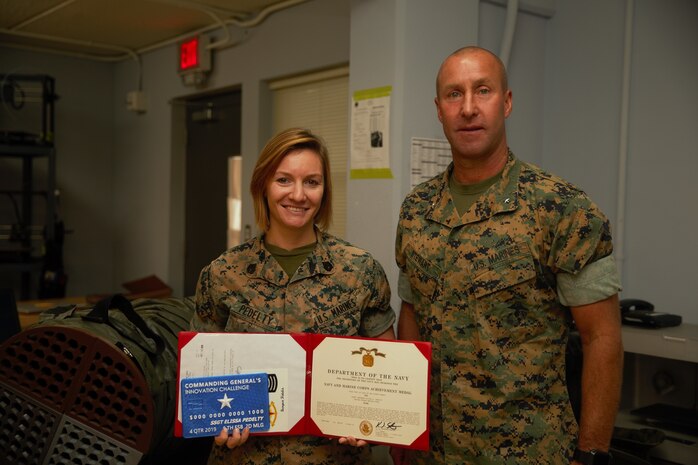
(176, 332), (431, 450)
(310, 337), (429, 448)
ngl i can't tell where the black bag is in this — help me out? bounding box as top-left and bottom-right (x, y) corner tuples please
(0, 294), (197, 465)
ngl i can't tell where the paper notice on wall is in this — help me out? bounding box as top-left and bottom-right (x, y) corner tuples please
(350, 86), (393, 179)
(410, 137), (451, 189)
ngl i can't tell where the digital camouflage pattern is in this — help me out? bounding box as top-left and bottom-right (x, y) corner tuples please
(193, 229), (395, 465)
(395, 153), (614, 465)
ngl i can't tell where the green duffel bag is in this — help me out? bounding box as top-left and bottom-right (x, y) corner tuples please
(0, 294), (198, 465)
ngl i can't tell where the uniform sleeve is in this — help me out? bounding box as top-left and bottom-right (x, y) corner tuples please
(557, 254), (621, 306)
(395, 206), (408, 273)
(397, 270), (414, 304)
(358, 255), (396, 337)
(190, 264), (226, 332)
(548, 197), (614, 275)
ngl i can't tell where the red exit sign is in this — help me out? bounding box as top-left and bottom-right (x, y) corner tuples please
(179, 37), (200, 71)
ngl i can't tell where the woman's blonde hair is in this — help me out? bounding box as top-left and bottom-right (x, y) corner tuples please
(250, 128), (333, 232)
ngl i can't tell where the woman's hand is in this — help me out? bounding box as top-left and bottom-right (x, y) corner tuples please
(214, 426), (250, 449)
(338, 436), (368, 447)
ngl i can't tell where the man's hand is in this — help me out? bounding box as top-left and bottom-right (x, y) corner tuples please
(338, 436), (369, 447)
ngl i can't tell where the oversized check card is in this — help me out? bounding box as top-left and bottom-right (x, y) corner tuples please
(176, 332), (431, 450)
(180, 373), (270, 438)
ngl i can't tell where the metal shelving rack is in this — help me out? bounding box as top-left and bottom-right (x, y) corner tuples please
(0, 74), (57, 299)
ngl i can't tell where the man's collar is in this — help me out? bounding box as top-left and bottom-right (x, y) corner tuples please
(426, 151), (520, 226)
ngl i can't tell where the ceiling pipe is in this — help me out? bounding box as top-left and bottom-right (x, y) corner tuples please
(9, 0), (78, 30)
(143, 0), (311, 51)
(0, 0), (309, 60)
(615, 0), (634, 283)
(148, 0), (240, 16)
(147, 0), (231, 48)
(499, 0), (519, 68)
(0, 0), (308, 94)
(191, 9), (230, 49)
(225, 0), (309, 28)
(0, 27), (143, 90)
(0, 27), (139, 62)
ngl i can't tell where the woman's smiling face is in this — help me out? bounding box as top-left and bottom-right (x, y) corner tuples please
(265, 148), (324, 241)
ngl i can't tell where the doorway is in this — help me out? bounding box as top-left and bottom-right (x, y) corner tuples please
(183, 90), (242, 296)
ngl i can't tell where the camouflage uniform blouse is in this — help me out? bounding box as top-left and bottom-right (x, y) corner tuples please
(192, 229), (395, 465)
(395, 154), (614, 465)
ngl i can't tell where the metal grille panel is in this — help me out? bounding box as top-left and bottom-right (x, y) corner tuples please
(44, 416), (141, 465)
(0, 326), (153, 464)
(67, 337), (152, 449)
(0, 326), (87, 408)
(0, 383), (60, 465)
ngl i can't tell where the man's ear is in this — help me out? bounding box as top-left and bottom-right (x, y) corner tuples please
(435, 97), (443, 123)
(504, 90), (513, 118)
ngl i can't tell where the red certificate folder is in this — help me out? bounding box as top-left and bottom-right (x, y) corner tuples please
(176, 331), (431, 450)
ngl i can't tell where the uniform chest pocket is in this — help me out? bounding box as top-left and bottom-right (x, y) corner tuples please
(470, 242), (536, 299)
(405, 247), (441, 300)
(471, 243), (545, 353)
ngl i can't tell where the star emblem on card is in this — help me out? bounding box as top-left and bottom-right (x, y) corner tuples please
(217, 393), (233, 409)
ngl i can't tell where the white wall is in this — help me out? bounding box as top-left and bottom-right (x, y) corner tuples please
(540, 0), (698, 322)
(621, 0), (698, 320)
(2, 0), (697, 324)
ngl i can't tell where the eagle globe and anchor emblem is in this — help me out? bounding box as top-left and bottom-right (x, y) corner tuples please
(351, 347), (386, 367)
